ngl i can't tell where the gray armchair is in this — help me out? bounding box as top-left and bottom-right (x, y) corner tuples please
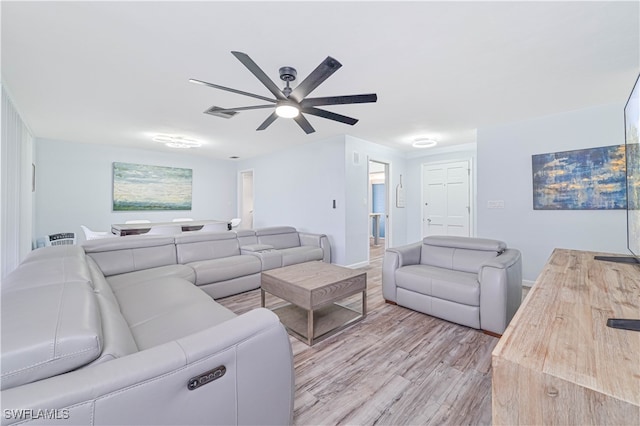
(382, 235), (522, 335)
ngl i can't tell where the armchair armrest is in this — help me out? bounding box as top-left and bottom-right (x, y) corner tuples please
(299, 232), (331, 263)
(382, 242), (422, 302)
(387, 242), (422, 267)
(1, 309), (294, 426)
(479, 249), (523, 335)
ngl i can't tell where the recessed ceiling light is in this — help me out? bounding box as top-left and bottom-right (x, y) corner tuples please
(152, 134), (202, 149)
(229, 156), (239, 159)
(412, 138), (438, 148)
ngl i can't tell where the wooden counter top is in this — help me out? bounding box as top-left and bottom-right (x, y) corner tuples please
(492, 248), (640, 425)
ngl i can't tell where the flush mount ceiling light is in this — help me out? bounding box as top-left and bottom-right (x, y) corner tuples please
(152, 134), (202, 149)
(412, 138), (438, 148)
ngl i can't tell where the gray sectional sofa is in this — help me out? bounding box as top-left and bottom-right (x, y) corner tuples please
(0, 226), (330, 425)
(382, 235), (522, 335)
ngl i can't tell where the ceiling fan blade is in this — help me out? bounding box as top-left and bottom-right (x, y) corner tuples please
(293, 114), (315, 134)
(257, 112), (279, 131)
(207, 105), (274, 113)
(290, 56), (342, 102)
(301, 107), (359, 126)
(301, 93), (377, 108)
(231, 51), (287, 101)
(189, 79), (275, 103)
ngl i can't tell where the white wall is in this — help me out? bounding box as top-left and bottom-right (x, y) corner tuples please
(344, 136), (408, 267)
(235, 134), (408, 267)
(1, 86), (34, 277)
(35, 139), (237, 242)
(477, 103), (628, 282)
(405, 143), (478, 242)
(236, 136), (348, 264)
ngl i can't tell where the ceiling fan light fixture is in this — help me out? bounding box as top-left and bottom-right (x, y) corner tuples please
(412, 138), (438, 148)
(275, 103), (300, 118)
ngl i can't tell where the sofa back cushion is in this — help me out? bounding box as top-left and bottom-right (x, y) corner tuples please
(256, 226), (300, 250)
(1, 281), (102, 390)
(84, 236), (177, 277)
(236, 229), (258, 246)
(175, 231), (240, 263)
(420, 236), (506, 273)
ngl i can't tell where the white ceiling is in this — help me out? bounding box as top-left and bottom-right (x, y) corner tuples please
(2, 1), (639, 160)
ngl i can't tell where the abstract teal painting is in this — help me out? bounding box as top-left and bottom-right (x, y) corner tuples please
(532, 145), (626, 210)
(113, 162), (192, 211)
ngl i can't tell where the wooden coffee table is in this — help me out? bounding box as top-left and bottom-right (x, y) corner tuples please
(261, 261), (367, 345)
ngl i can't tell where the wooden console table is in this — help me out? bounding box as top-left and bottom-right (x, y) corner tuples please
(111, 219), (230, 236)
(492, 249), (640, 425)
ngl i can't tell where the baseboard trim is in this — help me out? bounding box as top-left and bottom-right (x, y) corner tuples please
(345, 261), (369, 269)
(522, 279), (535, 288)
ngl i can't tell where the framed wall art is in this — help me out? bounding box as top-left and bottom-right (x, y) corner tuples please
(532, 145), (626, 210)
(112, 162), (192, 211)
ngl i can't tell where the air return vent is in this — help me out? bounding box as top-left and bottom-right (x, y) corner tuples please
(204, 106), (238, 119)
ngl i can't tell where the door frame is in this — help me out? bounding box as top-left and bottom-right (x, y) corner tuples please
(367, 158), (391, 256)
(421, 157), (475, 238)
(238, 169), (254, 229)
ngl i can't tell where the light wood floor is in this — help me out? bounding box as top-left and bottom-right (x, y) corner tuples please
(218, 240), (499, 425)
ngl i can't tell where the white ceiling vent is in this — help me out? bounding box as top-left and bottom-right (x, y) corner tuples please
(204, 106), (238, 119)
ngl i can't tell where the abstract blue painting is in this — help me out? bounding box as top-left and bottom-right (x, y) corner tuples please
(113, 162), (192, 211)
(532, 145), (626, 210)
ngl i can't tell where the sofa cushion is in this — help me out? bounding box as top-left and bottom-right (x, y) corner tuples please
(175, 231), (240, 263)
(236, 229), (258, 246)
(84, 235), (177, 277)
(112, 277), (236, 350)
(256, 226), (300, 249)
(86, 256), (121, 308)
(1, 281), (102, 390)
(280, 246), (324, 266)
(88, 293), (139, 365)
(85, 257), (139, 366)
(420, 236), (505, 273)
(106, 264), (196, 291)
(396, 265), (480, 306)
(188, 255), (262, 286)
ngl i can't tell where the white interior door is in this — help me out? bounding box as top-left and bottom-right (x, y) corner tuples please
(422, 160), (470, 237)
(240, 170), (254, 229)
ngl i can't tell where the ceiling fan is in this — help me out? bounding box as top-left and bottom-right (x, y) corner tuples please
(189, 51), (377, 134)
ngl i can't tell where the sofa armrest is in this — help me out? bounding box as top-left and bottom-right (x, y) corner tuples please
(478, 249), (523, 335)
(299, 232), (331, 263)
(381, 242), (422, 302)
(0, 309), (294, 426)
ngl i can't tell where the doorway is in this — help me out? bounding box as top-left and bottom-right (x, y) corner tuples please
(239, 170), (254, 229)
(369, 160), (390, 261)
(422, 159), (471, 237)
